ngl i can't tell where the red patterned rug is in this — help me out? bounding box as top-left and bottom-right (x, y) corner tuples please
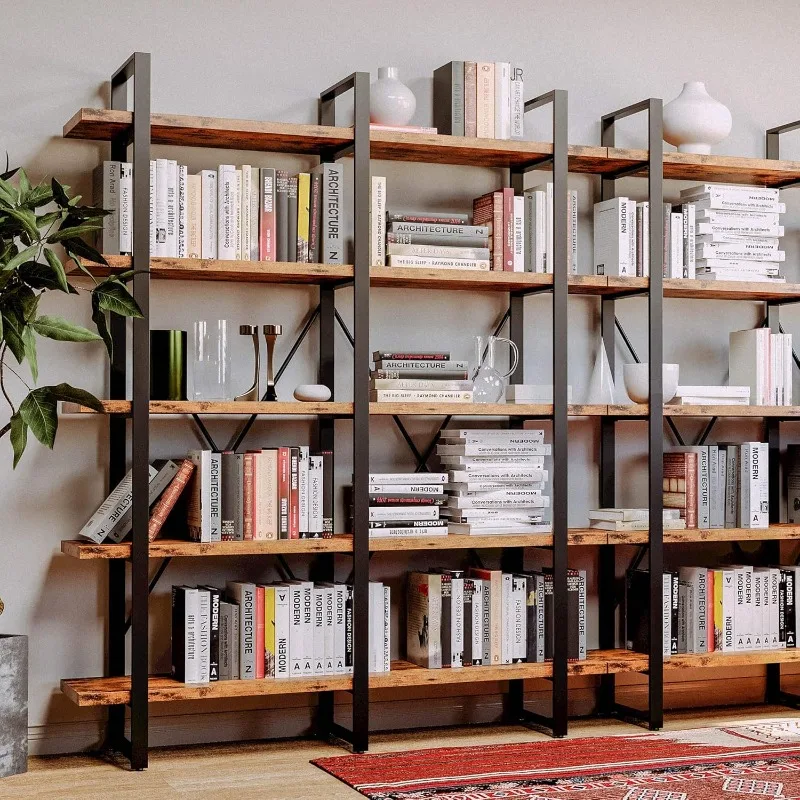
(313, 720), (800, 799)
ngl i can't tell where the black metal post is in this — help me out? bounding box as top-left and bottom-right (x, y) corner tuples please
(111, 52), (152, 770)
(601, 99), (663, 731)
(320, 71), (371, 753)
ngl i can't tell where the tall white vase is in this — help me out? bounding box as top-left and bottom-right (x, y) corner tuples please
(585, 340), (616, 404)
(663, 82), (732, 155)
(370, 67), (416, 126)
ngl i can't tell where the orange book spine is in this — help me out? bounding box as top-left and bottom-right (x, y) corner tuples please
(148, 459), (195, 541)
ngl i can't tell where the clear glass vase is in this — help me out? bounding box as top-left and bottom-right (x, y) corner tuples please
(192, 319), (231, 400)
(472, 335), (519, 403)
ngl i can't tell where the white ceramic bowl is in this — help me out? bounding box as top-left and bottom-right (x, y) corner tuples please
(623, 363), (679, 404)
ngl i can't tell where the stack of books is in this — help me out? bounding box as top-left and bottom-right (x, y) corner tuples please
(77, 447), (333, 544)
(171, 580), (390, 684)
(670, 385), (751, 406)
(626, 565), (800, 657)
(663, 443), (769, 531)
(94, 160), (344, 263)
(437, 428), (552, 535)
(587, 508), (686, 532)
(433, 61), (524, 140)
(366, 473), (448, 539)
(370, 351), (473, 403)
(407, 567), (587, 668)
(729, 328), (793, 406)
(681, 183), (785, 282)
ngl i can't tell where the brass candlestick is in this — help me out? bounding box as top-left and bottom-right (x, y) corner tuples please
(235, 325), (260, 402)
(263, 324), (282, 401)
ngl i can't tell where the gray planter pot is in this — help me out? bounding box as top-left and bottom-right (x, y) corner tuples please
(0, 635), (27, 778)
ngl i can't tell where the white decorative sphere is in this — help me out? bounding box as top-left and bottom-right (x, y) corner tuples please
(293, 384), (332, 402)
(370, 67), (416, 126)
(623, 363), (679, 404)
(663, 82), (732, 155)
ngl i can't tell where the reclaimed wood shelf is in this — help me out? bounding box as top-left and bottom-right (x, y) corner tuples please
(60, 400), (353, 416)
(607, 524), (800, 545)
(64, 108), (800, 184)
(609, 404), (800, 418)
(368, 530), (607, 551)
(609, 646), (800, 674)
(60, 536), (354, 560)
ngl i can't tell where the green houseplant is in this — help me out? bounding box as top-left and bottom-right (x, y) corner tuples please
(0, 163), (142, 466)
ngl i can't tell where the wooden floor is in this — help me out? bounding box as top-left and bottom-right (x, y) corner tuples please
(1, 707), (798, 799)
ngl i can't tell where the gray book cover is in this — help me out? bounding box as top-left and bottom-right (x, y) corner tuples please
(433, 61), (465, 136)
(226, 582), (255, 679)
(309, 172), (322, 263)
(312, 162), (344, 264)
(220, 452), (243, 541)
(287, 175), (298, 262)
(275, 170), (289, 261)
(219, 600), (232, 681)
(249, 166), (260, 260)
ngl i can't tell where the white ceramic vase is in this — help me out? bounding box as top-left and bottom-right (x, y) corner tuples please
(586, 341), (616, 404)
(663, 82), (732, 154)
(370, 67), (416, 126)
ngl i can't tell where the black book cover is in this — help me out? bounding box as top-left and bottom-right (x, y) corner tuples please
(220, 452), (237, 542)
(287, 175), (298, 262)
(368, 520), (447, 529)
(543, 573), (554, 661)
(463, 579), (474, 666)
(567, 570), (581, 661)
(785, 569), (796, 648)
(670, 572), (679, 655)
(432, 61), (464, 136)
(344, 585), (354, 668)
(523, 574), (537, 664)
(321, 450), (334, 535)
(171, 586), (187, 682)
(440, 572), (452, 667)
(369, 495), (446, 506)
(625, 569), (650, 654)
(199, 585), (221, 681)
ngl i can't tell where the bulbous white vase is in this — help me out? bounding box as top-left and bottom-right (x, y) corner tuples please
(370, 67), (416, 126)
(663, 82), (732, 154)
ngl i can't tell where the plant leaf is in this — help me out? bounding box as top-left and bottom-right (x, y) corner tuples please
(9, 412), (27, 467)
(23, 183), (54, 210)
(46, 383), (104, 412)
(22, 326), (38, 382)
(30, 314), (101, 342)
(17, 169), (31, 198)
(91, 294), (112, 358)
(2, 307), (26, 363)
(64, 205), (110, 219)
(51, 178), (70, 208)
(44, 248), (70, 292)
(3, 244), (39, 272)
(47, 222), (103, 243)
(18, 387), (57, 448)
(35, 210), (62, 229)
(63, 237), (108, 267)
(0, 178), (19, 206)
(4, 209), (39, 241)
(93, 279), (143, 318)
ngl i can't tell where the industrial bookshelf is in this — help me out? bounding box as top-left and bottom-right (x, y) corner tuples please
(57, 51), (800, 769)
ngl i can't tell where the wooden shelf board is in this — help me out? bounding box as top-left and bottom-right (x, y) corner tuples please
(71, 256), (352, 285)
(60, 536), (354, 560)
(368, 530), (607, 550)
(606, 647), (800, 674)
(606, 524), (800, 545)
(60, 400), (352, 416)
(607, 403), (800, 418)
(63, 110), (800, 183)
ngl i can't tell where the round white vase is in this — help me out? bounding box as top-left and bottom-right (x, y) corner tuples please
(663, 82), (732, 154)
(370, 67), (416, 126)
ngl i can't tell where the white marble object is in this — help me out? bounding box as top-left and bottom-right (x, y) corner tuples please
(370, 67), (416, 126)
(663, 82), (732, 154)
(293, 384), (332, 402)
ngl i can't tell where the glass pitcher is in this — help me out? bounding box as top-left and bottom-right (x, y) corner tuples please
(472, 335), (519, 403)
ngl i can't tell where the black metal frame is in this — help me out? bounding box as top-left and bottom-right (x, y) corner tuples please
(597, 98), (664, 731)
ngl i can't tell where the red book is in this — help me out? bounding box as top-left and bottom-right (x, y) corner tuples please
(289, 447), (300, 539)
(148, 459), (195, 541)
(502, 187), (514, 271)
(258, 168), (276, 261)
(278, 447), (290, 539)
(255, 585), (265, 679)
(473, 191), (503, 271)
(243, 452), (254, 540)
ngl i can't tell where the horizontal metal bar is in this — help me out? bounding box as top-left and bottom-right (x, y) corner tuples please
(111, 53), (140, 85)
(606, 163), (648, 180)
(773, 690), (800, 709)
(524, 89), (560, 112)
(517, 156), (554, 173)
(319, 73), (358, 102)
(327, 720), (358, 747)
(613, 701), (649, 721)
(602, 99), (653, 123)
(517, 707), (559, 735)
(510, 284), (555, 298)
(767, 120), (800, 136)
(323, 143), (354, 161)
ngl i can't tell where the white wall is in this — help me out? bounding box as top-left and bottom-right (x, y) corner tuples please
(4, 0), (800, 753)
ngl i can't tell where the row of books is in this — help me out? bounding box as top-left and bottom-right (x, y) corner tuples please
(438, 428), (551, 534)
(433, 61), (524, 140)
(664, 443), (768, 530)
(626, 565), (800, 656)
(729, 328), (793, 406)
(368, 181), (577, 274)
(172, 581), (391, 684)
(94, 160), (344, 263)
(187, 448), (333, 541)
(364, 472), (448, 538)
(369, 351), (472, 403)
(407, 568), (587, 669)
(593, 184), (785, 282)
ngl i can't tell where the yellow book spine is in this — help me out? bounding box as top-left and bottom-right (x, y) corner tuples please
(264, 586), (276, 678)
(297, 173), (310, 262)
(713, 569), (723, 651)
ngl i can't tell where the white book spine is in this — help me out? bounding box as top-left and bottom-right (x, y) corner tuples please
(217, 165), (236, 259)
(770, 568), (782, 649)
(386, 256), (489, 270)
(593, 197), (632, 276)
(501, 573), (512, 664)
(312, 588), (325, 674)
(208, 452), (221, 542)
(96, 161), (120, 255)
(184, 589), (201, 684)
(383, 585), (391, 673)
(786, 334), (793, 406)
(298, 446), (309, 535)
(308, 455), (324, 534)
(494, 62), (511, 140)
(534, 190), (546, 272)
(200, 170), (218, 258)
(165, 159), (178, 257)
(681, 183), (779, 200)
(370, 176), (386, 267)
(721, 570), (736, 652)
(708, 446), (721, 528)
(369, 472), (447, 484)
(186, 174), (202, 259)
(510, 66), (524, 140)
(545, 183), (554, 274)
(118, 163), (132, 256)
(450, 578), (463, 668)
(154, 159), (169, 256)
(177, 164), (188, 258)
(233, 169), (242, 260)
(322, 586), (335, 674)
(749, 442), (769, 528)
(302, 582), (314, 676)
(513, 195), (524, 272)
(685, 203), (696, 278)
(274, 586), (291, 678)
(333, 585), (346, 674)
(626, 198), (636, 276)
(240, 165), (251, 262)
(471, 579), (484, 665)
(149, 160), (156, 255)
(670, 212), (683, 278)
(197, 589), (210, 683)
(289, 584), (304, 676)
(753, 571), (765, 649)
(369, 582), (382, 672)
(512, 576), (525, 662)
(570, 189), (578, 274)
